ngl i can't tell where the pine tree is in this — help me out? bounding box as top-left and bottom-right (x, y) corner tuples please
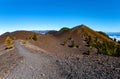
(32, 34), (37, 41)
(5, 36), (13, 46)
(71, 40), (76, 48)
(4, 36), (13, 49)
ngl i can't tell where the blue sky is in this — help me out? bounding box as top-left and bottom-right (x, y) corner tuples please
(0, 0), (120, 34)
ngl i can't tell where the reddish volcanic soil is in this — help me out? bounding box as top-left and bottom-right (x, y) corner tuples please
(0, 25), (120, 79)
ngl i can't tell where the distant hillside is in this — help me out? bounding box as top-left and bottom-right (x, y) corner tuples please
(46, 24), (120, 56)
(77, 25), (112, 41)
(11, 31), (41, 39)
(0, 30), (41, 43)
(48, 24), (112, 42)
(0, 25), (119, 56)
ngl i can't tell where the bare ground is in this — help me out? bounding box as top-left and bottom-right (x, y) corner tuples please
(22, 41), (120, 79)
(6, 40), (62, 79)
(0, 44), (22, 79)
(0, 40), (120, 79)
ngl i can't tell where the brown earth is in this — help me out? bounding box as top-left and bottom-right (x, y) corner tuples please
(0, 25), (120, 79)
(0, 43), (23, 79)
(0, 25), (113, 57)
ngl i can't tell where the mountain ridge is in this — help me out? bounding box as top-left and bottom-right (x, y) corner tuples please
(0, 24), (119, 56)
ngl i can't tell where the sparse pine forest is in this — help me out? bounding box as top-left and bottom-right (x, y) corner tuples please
(61, 28), (120, 57)
(85, 35), (120, 56)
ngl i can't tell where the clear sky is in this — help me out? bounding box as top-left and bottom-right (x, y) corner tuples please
(0, 0), (120, 34)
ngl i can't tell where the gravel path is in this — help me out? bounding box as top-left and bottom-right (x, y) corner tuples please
(6, 40), (61, 79)
(5, 40), (120, 79)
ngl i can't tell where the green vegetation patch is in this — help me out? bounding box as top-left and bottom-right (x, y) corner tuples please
(85, 36), (120, 56)
(4, 36), (14, 49)
(32, 34), (38, 41)
(60, 27), (70, 31)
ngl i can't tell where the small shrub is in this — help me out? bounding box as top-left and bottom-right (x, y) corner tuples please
(113, 38), (116, 42)
(5, 44), (14, 49)
(68, 37), (72, 40)
(32, 34), (37, 41)
(76, 45), (80, 48)
(87, 50), (90, 55)
(22, 40), (26, 44)
(26, 37), (28, 40)
(63, 40), (67, 46)
(116, 45), (120, 56)
(86, 36), (95, 47)
(29, 37), (31, 40)
(71, 40), (76, 48)
(6, 45), (14, 49)
(4, 36), (13, 49)
(5, 36), (13, 45)
(83, 50), (90, 55)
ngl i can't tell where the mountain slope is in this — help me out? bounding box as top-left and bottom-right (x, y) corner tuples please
(0, 31), (42, 43)
(78, 25), (112, 41)
(0, 25), (119, 56)
(47, 24), (112, 42)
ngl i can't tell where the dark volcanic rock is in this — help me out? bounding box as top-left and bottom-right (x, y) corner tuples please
(55, 55), (120, 79)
